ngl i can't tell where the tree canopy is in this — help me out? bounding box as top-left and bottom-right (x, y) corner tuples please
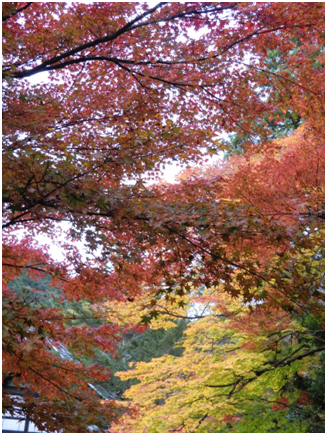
(2, 2), (324, 433)
(111, 125), (325, 433)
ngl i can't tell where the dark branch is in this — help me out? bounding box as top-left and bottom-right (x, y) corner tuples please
(2, 2), (33, 22)
(206, 346), (324, 395)
(7, 2), (168, 78)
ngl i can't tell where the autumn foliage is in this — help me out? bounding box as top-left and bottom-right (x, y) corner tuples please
(2, 2), (324, 433)
(110, 123), (324, 433)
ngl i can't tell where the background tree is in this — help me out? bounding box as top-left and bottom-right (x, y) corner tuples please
(7, 270), (188, 400)
(111, 297), (324, 433)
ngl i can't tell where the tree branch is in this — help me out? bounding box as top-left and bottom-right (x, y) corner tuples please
(2, 2), (33, 22)
(206, 346), (324, 396)
(7, 2), (168, 78)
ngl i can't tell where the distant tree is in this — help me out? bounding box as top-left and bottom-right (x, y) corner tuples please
(8, 270), (188, 399)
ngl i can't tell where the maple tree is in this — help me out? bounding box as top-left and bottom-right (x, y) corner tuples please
(7, 269), (187, 401)
(2, 2), (324, 432)
(111, 293), (324, 433)
(110, 124), (325, 433)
